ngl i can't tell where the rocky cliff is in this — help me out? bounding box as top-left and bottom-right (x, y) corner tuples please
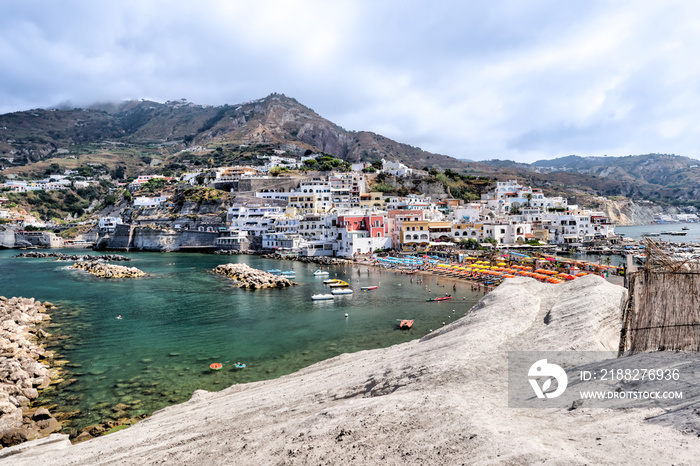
(598, 198), (679, 225)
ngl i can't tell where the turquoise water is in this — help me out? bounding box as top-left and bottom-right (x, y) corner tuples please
(615, 223), (700, 242)
(0, 250), (480, 430)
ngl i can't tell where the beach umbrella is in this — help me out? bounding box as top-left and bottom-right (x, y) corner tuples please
(576, 272), (587, 277)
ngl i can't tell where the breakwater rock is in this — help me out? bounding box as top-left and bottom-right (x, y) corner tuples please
(0, 297), (62, 447)
(212, 264), (296, 289)
(71, 262), (146, 279)
(213, 249), (253, 255)
(259, 253), (350, 266)
(16, 252), (131, 261)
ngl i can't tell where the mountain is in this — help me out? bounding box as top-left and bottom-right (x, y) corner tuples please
(1, 94), (699, 206)
(481, 154), (700, 204)
(0, 94), (467, 172)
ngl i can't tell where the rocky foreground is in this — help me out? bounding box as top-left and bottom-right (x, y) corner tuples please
(212, 263), (296, 289)
(71, 262), (146, 279)
(16, 252), (131, 261)
(0, 297), (62, 447)
(4, 276), (699, 465)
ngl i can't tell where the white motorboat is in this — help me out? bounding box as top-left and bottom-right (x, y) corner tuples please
(313, 269), (329, 276)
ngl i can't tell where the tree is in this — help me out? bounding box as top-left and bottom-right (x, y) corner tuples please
(270, 166), (282, 177)
(371, 160), (383, 170)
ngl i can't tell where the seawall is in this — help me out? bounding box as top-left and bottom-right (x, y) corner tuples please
(96, 225), (219, 252)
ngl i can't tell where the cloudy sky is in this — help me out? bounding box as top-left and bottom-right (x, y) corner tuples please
(2, 0), (700, 162)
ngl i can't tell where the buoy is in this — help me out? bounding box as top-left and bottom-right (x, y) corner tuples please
(210, 363), (222, 371)
(345, 313), (349, 318)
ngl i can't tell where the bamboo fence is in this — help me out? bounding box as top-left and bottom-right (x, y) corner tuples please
(620, 240), (700, 353)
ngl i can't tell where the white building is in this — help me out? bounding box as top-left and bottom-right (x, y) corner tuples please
(98, 217), (122, 233)
(133, 196), (169, 207)
(227, 205), (286, 237)
(381, 158), (413, 177)
(482, 222), (533, 245)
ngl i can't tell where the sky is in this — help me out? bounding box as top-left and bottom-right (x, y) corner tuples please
(2, 0), (700, 163)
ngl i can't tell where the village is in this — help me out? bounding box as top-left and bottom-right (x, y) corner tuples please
(1, 156), (644, 256)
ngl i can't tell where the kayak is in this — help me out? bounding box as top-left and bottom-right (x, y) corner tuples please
(427, 296), (452, 302)
(361, 286), (378, 291)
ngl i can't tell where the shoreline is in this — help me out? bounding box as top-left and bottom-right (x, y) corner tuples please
(0, 297), (63, 447)
(0, 249), (616, 448)
(6, 275), (698, 464)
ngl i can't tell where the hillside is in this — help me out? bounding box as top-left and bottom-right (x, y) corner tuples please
(482, 154), (700, 205)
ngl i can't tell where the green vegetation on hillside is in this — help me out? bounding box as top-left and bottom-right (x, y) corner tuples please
(6, 182), (114, 220)
(430, 169), (492, 201)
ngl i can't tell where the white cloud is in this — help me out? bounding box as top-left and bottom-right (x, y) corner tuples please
(2, 0), (700, 162)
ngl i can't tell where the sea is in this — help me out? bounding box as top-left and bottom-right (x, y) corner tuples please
(615, 222), (700, 243)
(0, 250), (481, 430)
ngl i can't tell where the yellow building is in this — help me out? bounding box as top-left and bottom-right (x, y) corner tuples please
(359, 192), (386, 210)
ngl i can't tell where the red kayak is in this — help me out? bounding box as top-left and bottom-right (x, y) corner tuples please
(361, 286), (378, 291)
(427, 295), (452, 302)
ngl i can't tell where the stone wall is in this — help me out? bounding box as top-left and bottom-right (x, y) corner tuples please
(97, 225), (219, 252)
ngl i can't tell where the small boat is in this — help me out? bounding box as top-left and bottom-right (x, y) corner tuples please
(313, 269), (329, 276)
(329, 280), (349, 288)
(324, 278), (340, 284)
(427, 295), (452, 302)
(398, 319), (413, 329)
(267, 269), (282, 275)
(281, 271), (295, 278)
(361, 286), (378, 291)
(682, 226), (690, 230)
(312, 294), (334, 300)
(331, 288), (353, 295)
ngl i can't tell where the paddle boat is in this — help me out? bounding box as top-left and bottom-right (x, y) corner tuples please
(312, 293), (334, 300)
(398, 319), (413, 329)
(328, 280), (349, 288)
(267, 269), (282, 275)
(324, 278), (341, 285)
(361, 285), (378, 291)
(331, 288), (353, 295)
(281, 271), (295, 278)
(313, 269), (329, 276)
(427, 295), (452, 302)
